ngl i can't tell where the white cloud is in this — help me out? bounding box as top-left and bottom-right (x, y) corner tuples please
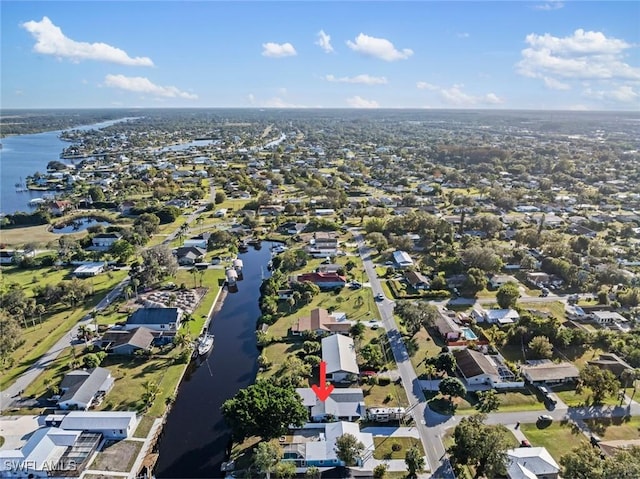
(457, 32), (470, 39)
(247, 93), (256, 105)
(262, 97), (305, 108)
(419, 82), (504, 106)
(416, 81), (438, 91)
(316, 30), (333, 53)
(543, 76), (571, 90)
(262, 42), (297, 58)
(584, 85), (639, 103)
(346, 33), (413, 61)
(346, 96), (379, 108)
(517, 29), (640, 82)
(533, 1), (564, 11)
(103, 74), (197, 99)
(325, 74), (388, 85)
(21, 16), (153, 66)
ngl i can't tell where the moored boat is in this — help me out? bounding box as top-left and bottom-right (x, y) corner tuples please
(197, 334), (214, 356)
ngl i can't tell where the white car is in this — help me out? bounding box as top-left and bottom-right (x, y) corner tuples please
(538, 415), (553, 422)
(375, 293), (384, 301)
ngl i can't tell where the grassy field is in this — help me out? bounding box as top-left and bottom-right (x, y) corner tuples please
(133, 415), (156, 438)
(373, 436), (423, 460)
(553, 383), (621, 407)
(89, 440), (143, 473)
(408, 327), (447, 378)
(363, 379), (409, 408)
(520, 421), (588, 462)
(0, 224), (87, 247)
(0, 268), (128, 390)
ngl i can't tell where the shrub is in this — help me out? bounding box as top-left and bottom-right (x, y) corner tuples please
(378, 376), (391, 386)
(391, 442), (402, 452)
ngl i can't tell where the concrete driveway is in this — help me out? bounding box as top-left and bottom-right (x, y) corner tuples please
(0, 415), (42, 450)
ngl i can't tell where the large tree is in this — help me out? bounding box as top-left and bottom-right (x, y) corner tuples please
(528, 335), (554, 359)
(405, 445), (425, 478)
(221, 381), (307, 440)
(439, 377), (467, 403)
(496, 281), (520, 309)
(334, 433), (365, 466)
(0, 313), (23, 366)
(476, 389), (501, 413)
(253, 441), (283, 479)
(138, 244), (179, 286)
(448, 414), (510, 479)
(395, 302), (438, 336)
(577, 364), (620, 404)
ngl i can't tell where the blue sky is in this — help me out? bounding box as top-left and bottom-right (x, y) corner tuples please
(1, 1), (639, 110)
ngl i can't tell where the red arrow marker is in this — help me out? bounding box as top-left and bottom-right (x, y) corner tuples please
(312, 360), (335, 402)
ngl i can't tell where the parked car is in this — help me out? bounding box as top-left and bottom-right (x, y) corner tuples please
(375, 293), (384, 301)
(520, 439), (532, 447)
(538, 415), (553, 422)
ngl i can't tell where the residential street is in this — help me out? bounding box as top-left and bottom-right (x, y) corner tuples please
(352, 227), (640, 478)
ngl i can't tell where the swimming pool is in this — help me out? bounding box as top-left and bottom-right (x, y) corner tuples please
(462, 327), (479, 341)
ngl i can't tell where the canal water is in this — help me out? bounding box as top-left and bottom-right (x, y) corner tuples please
(154, 243), (272, 478)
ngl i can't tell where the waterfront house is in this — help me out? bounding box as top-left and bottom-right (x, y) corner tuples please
(100, 327), (154, 355)
(296, 388), (365, 421)
(91, 232), (121, 251)
(58, 367), (114, 410)
(124, 307), (183, 332)
(322, 334), (359, 383)
(281, 422), (374, 469)
(505, 447), (560, 479)
(520, 360), (579, 385)
(48, 200), (72, 216)
(295, 272), (347, 290)
(453, 348), (501, 386)
(290, 308), (351, 336)
(0, 427), (101, 479)
(58, 411), (138, 440)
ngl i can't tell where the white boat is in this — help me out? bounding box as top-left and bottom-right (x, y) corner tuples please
(197, 334), (214, 356)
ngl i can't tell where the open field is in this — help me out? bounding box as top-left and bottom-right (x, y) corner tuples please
(0, 268), (128, 390)
(89, 440), (143, 473)
(0, 224), (88, 246)
(584, 415), (640, 440)
(520, 421), (587, 462)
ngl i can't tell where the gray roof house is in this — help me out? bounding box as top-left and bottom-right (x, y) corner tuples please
(505, 447), (560, 479)
(175, 246), (206, 265)
(58, 367), (114, 410)
(124, 307), (183, 332)
(521, 360), (579, 385)
(59, 411), (139, 440)
(100, 327), (155, 355)
(453, 348), (501, 386)
(296, 388), (365, 421)
(322, 334), (359, 383)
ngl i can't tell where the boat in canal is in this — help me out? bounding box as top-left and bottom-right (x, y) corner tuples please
(197, 334), (214, 356)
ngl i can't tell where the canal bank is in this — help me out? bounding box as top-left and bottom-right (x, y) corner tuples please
(154, 243), (274, 478)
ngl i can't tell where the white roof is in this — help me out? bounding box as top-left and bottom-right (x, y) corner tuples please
(393, 250), (414, 265)
(485, 309), (520, 324)
(322, 335), (359, 375)
(60, 411), (137, 431)
(0, 427), (81, 472)
(506, 447), (560, 479)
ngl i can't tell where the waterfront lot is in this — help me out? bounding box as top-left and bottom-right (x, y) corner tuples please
(89, 439), (143, 473)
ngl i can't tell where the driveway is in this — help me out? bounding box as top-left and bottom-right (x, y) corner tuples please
(0, 415), (42, 450)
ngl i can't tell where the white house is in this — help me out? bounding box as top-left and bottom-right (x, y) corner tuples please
(90, 232), (121, 251)
(489, 274), (518, 289)
(393, 250), (414, 268)
(453, 348), (501, 386)
(57, 368), (114, 410)
(505, 447), (560, 479)
(296, 388), (365, 421)
(59, 411), (138, 440)
(73, 262), (106, 278)
(473, 308), (520, 326)
(322, 334), (359, 383)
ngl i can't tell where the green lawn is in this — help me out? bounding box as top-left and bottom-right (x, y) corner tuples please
(133, 415), (156, 438)
(373, 436), (423, 460)
(554, 384), (621, 407)
(408, 327), (446, 378)
(363, 380), (409, 408)
(583, 416), (640, 440)
(520, 421), (588, 462)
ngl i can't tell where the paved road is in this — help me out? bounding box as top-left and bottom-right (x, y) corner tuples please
(353, 229), (455, 479)
(0, 206), (206, 412)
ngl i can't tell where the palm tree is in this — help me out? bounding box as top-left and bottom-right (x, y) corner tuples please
(35, 304), (45, 328)
(195, 216), (204, 233)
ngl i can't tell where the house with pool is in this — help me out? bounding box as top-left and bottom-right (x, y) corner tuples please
(434, 309), (480, 344)
(281, 422), (374, 470)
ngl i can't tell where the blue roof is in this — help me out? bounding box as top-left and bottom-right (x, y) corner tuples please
(127, 307), (182, 325)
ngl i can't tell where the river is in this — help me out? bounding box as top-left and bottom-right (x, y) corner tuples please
(154, 243), (271, 478)
(0, 118), (136, 215)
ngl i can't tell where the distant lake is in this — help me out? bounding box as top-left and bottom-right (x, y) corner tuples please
(0, 118), (135, 215)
